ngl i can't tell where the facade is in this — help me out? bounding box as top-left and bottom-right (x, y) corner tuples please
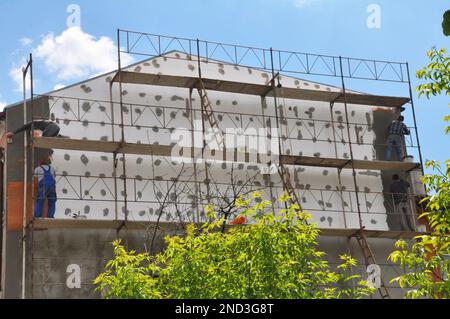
(0, 31), (426, 298)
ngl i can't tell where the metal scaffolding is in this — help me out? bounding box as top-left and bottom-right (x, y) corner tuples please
(20, 28), (429, 299)
(25, 29), (426, 232)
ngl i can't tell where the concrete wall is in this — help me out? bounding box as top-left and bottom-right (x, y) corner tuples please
(30, 227), (182, 299)
(319, 236), (406, 299)
(28, 228), (407, 299)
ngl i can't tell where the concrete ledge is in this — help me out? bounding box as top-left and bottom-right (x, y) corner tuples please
(319, 228), (427, 239)
(32, 218), (187, 231)
(31, 218), (427, 239)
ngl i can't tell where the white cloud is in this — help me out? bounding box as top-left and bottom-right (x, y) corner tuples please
(20, 37), (33, 47)
(0, 93), (7, 110)
(9, 59), (31, 92)
(34, 26), (133, 81)
(53, 84), (65, 90)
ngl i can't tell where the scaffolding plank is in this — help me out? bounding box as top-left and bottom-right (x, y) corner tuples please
(34, 137), (174, 156)
(334, 93), (409, 108)
(122, 143), (173, 156)
(113, 71), (410, 108)
(34, 137), (119, 153)
(280, 154), (420, 171)
(352, 159), (420, 171)
(280, 155), (350, 168)
(32, 218), (427, 239)
(34, 137), (421, 171)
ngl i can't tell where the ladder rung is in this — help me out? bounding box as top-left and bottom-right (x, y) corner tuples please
(197, 84), (224, 149)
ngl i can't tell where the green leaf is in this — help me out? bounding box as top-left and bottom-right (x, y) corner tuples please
(94, 193), (376, 299)
(443, 10), (450, 36)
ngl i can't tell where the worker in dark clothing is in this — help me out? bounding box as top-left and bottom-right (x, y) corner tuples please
(6, 120), (61, 139)
(385, 115), (410, 161)
(389, 174), (414, 231)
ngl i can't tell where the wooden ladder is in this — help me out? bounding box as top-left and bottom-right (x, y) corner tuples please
(355, 230), (391, 299)
(277, 163), (303, 212)
(198, 77), (302, 217)
(197, 79), (224, 149)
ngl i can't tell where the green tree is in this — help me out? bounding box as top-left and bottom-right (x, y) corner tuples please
(443, 10), (450, 36)
(93, 241), (162, 299)
(416, 47), (450, 134)
(388, 48), (450, 299)
(94, 192), (375, 299)
(389, 160), (450, 299)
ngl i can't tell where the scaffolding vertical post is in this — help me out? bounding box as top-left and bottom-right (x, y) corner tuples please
(21, 63), (27, 300)
(196, 39), (211, 213)
(405, 63), (424, 175)
(109, 81), (118, 221)
(116, 29), (128, 231)
(338, 56), (363, 230)
(117, 30), (125, 144)
(269, 48), (287, 208)
(260, 96), (275, 212)
(188, 88), (201, 222)
(329, 102), (347, 227)
(21, 54), (33, 299)
(329, 102), (339, 159)
(196, 39), (203, 80)
(29, 53), (35, 300)
(269, 48), (283, 172)
(109, 82), (116, 143)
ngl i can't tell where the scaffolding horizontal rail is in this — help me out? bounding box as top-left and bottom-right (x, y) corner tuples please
(111, 71), (410, 108)
(34, 137), (421, 171)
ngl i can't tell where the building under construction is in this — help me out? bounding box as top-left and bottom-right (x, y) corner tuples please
(0, 29), (429, 298)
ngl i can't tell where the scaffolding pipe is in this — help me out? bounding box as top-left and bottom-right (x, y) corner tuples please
(269, 48), (284, 167)
(338, 56), (363, 230)
(406, 63), (425, 175)
(196, 39), (212, 208)
(21, 66), (27, 300)
(260, 96), (275, 212)
(29, 53), (35, 300)
(269, 48), (289, 210)
(21, 54), (32, 299)
(330, 102), (348, 228)
(188, 88), (201, 222)
(116, 29), (129, 229)
(109, 82), (119, 221)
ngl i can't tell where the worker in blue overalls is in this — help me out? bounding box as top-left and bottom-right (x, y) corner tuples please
(34, 157), (57, 218)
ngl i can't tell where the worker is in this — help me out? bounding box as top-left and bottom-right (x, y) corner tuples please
(34, 157), (57, 219)
(385, 115), (410, 161)
(389, 174), (414, 231)
(6, 120), (62, 139)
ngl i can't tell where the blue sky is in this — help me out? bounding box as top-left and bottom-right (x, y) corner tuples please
(0, 0), (448, 168)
